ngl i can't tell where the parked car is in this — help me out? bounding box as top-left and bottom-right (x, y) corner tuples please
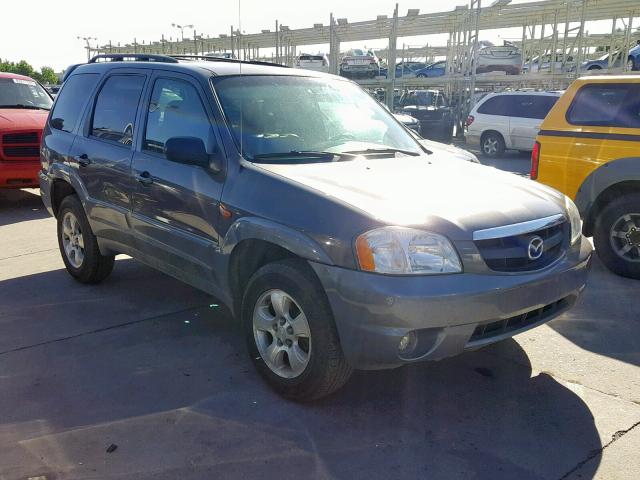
(339, 48), (380, 78)
(533, 76), (640, 279)
(476, 43), (522, 75)
(415, 60), (447, 78)
(0, 72), (53, 189)
(397, 89), (454, 142)
(296, 53), (330, 73)
(40, 54), (591, 400)
(392, 112), (421, 133)
(45, 84), (62, 97)
(379, 61), (429, 79)
(523, 53), (574, 73)
(466, 91), (561, 157)
(577, 45), (640, 72)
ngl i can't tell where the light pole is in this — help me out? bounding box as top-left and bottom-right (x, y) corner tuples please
(77, 36), (97, 61)
(171, 23), (194, 54)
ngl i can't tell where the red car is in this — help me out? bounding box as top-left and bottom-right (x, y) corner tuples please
(0, 72), (53, 188)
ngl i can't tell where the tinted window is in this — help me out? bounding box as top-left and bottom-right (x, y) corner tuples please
(510, 95), (558, 119)
(144, 78), (211, 154)
(91, 75), (145, 145)
(567, 84), (640, 128)
(50, 74), (99, 132)
(477, 95), (510, 115)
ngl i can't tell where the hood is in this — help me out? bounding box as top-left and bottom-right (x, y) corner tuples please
(257, 155), (565, 239)
(0, 109), (48, 132)
(419, 139), (479, 163)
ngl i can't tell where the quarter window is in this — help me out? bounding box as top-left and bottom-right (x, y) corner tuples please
(91, 75), (145, 145)
(567, 84), (640, 128)
(50, 74), (99, 132)
(144, 78), (211, 154)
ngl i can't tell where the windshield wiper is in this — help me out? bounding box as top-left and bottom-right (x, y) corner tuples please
(250, 150), (358, 163)
(0, 104), (50, 110)
(342, 147), (421, 157)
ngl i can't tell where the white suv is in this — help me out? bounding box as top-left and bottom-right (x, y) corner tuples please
(295, 53), (330, 73)
(465, 91), (561, 157)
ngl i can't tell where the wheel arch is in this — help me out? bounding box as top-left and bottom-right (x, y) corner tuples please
(576, 157), (640, 236)
(221, 217), (334, 316)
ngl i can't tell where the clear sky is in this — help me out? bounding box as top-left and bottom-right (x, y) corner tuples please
(2, 0), (618, 72)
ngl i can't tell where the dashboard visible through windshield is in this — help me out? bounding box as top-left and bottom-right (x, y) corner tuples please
(212, 75), (422, 162)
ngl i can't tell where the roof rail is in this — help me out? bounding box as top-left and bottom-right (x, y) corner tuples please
(88, 54), (179, 63)
(169, 54), (288, 68)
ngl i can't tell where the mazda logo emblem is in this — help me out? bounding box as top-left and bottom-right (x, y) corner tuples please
(528, 236), (544, 260)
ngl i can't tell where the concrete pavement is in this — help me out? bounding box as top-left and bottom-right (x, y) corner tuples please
(1, 183), (638, 480)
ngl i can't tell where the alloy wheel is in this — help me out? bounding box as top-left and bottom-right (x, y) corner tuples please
(61, 211), (85, 268)
(609, 213), (640, 262)
(483, 137), (498, 155)
(253, 289), (311, 378)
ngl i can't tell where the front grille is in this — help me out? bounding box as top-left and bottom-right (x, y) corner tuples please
(3, 132), (39, 144)
(468, 297), (571, 344)
(475, 221), (567, 272)
(3, 146), (39, 157)
(1, 131), (40, 160)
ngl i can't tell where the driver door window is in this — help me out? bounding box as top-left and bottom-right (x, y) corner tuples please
(143, 78), (212, 155)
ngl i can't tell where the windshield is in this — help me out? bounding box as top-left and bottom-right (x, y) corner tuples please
(213, 75), (422, 162)
(0, 77), (52, 109)
(403, 91), (438, 106)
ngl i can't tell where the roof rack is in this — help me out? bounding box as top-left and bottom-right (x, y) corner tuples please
(169, 55), (288, 68)
(88, 54), (179, 63)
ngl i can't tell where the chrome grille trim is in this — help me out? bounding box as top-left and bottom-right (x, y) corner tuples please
(472, 213), (566, 241)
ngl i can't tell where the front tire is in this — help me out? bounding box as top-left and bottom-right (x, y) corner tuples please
(242, 259), (353, 401)
(481, 132), (505, 158)
(57, 195), (115, 284)
(593, 193), (640, 280)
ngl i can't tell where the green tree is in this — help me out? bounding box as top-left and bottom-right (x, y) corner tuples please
(0, 58), (59, 84)
(37, 66), (58, 85)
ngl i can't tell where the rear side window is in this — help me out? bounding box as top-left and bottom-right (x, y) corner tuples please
(50, 74), (99, 132)
(510, 95), (558, 120)
(91, 75), (146, 145)
(477, 95), (510, 115)
(567, 84), (640, 128)
(144, 78), (211, 154)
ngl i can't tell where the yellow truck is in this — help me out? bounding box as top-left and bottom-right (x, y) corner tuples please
(533, 75), (640, 279)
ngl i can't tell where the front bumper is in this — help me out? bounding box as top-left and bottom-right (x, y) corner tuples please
(0, 161), (40, 188)
(310, 237), (592, 369)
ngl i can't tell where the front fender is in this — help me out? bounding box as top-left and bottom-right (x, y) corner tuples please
(220, 216), (334, 265)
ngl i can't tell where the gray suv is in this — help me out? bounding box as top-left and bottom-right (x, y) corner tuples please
(40, 54), (592, 400)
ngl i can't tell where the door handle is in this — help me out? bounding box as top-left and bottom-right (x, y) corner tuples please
(75, 154), (91, 167)
(135, 171), (154, 185)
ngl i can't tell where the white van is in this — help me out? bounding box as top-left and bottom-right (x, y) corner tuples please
(465, 91), (561, 157)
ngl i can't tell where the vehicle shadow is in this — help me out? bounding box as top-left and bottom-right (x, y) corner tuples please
(0, 260), (601, 480)
(0, 188), (49, 227)
(548, 255), (640, 367)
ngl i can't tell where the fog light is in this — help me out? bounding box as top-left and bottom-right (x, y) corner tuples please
(398, 331), (417, 353)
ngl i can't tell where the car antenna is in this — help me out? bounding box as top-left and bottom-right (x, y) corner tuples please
(238, 0), (243, 159)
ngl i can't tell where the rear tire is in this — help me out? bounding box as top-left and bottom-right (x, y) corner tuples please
(593, 193), (640, 280)
(57, 195), (115, 284)
(481, 132), (505, 158)
(242, 259), (353, 401)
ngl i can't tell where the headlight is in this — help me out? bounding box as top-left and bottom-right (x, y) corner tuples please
(355, 227), (462, 275)
(564, 195), (582, 245)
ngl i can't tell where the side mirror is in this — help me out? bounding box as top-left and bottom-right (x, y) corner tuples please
(165, 136), (223, 174)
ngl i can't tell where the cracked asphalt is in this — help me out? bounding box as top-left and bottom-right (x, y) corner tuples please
(1, 153), (639, 479)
